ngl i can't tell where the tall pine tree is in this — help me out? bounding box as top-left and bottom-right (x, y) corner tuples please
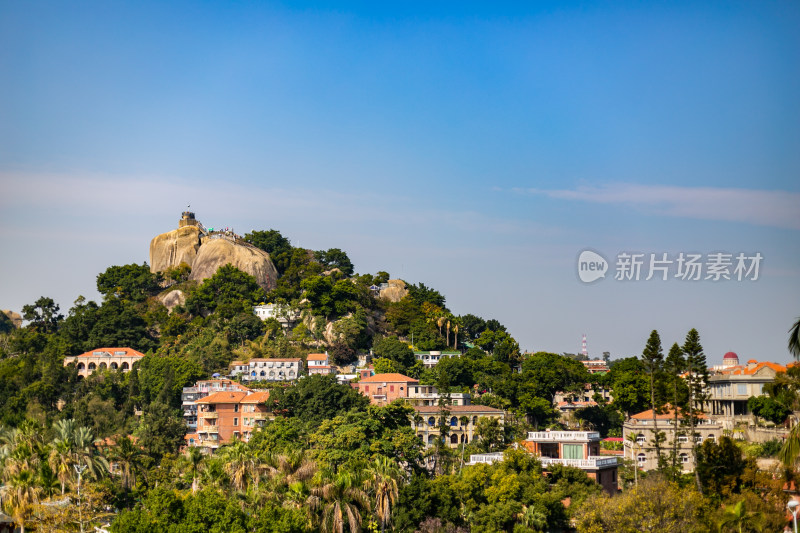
(641, 330), (665, 470)
(683, 328), (709, 494)
(664, 343), (686, 476)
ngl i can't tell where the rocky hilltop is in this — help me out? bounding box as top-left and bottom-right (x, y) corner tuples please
(149, 211), (278, 292)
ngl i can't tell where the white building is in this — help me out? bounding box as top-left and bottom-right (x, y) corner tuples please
(307, 353), (333, 375)
(253, 303), (300, 328)
(414, 351), (460, 368)
(229, 358), (302, 382)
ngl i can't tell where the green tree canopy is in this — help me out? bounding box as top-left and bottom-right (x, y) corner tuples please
(96, 263), (161, 302)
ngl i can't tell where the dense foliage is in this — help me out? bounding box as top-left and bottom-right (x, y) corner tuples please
(0, 227), (795, 532)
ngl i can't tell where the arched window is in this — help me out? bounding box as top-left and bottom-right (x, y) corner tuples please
(288, 371), (295, 378)
(450, 416), (458, 427)
(251, 371), (257, 377)
(428, 417), (435, 426)
(88, 362), (96, 370)
(110, 362), (118, 370)
(461, 434), (468, 443)
(472, 416), (478, 425)
(679, 453), (689, 464)
(427, 435), (435, 444)
(637, 453), (646, 465)
(121, 362), (129, 370)
(260, 371), (266, 377)
(269, 371), (275, 378)
(99, 362), (107, 370)
(77, 363), (85, 370)
(636, 433), (646, 445)
(450, 434), (458, 445)
(707, 434), (715, 443)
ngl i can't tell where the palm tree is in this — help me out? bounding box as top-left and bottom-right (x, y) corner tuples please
(790, 317), (800, 359)
(110, 436), (144, 491)
(184, 446), (205, 493)
(716, 499), (764, 533)
(364, 456), (401, 533)
(48, 438), (74, 495)
(0, 468), (42, 533)
(311, 470), (370, 533)
(221, 440), (253, 492)
(72, 426), (109, 481)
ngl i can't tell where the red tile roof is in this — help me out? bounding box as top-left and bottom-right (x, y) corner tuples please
(241, 391), (271, 403)
(717, 361), (786, 376)
(359, 373), (419, 383)
(73, 347), (145, 358)
(196, 391), (249, 404)
(630, 406), (708, 420)
(307, 353), (328, 361)
(413, 405), (504, 414)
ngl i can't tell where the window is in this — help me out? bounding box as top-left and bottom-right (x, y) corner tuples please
(450, 434), (458, 445)
(563, 444), (583, 459)
(695, 435), (703, 443)
(472, 416), (478, 425)
(707, 434), (716, 443)
(450, 416), (458, 427)
(680, 453), (689, 464)
(636, 433), (646, 445)
(234, 405), (239, 413)
(637, 453), (646, 465)
(233, 418), (239, 426)
(737, 384), (747, 396)
(364, 385), (369, 392)
(390, 385), (395, 392)
(428, 417), (435, 426)
(678, 435), (689, 443)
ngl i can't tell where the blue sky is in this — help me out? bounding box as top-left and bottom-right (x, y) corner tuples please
(1, 1), (799, 363)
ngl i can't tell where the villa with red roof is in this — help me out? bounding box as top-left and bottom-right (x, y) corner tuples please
(191, 389), (272, 451)
(622, 406), (722, 472)
(355, 373), (419, 405)
(707, 352), (790, 425)
(307, 352), (333, 375)
(64, 347), (145, 378)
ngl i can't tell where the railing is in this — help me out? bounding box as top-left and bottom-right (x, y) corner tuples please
(468, 453), (504, 465)
(528, 431), (600, 441)
(539, 456), (618, 469)
(199, 412), (218, 419)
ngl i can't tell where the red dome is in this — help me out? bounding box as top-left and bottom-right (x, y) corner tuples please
(723, 352), (739, 359)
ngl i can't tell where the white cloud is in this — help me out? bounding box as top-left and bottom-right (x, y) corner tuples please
(517, 183), (800, 230)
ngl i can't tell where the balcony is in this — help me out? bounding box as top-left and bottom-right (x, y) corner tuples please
(468, 453), (504, 465)
(200, 425), (219, 434)
(539, 456), (618, 469)
(527, 431), (600, 442)
(199, 411), (218, 419)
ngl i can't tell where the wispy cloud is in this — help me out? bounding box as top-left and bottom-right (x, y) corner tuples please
(516, 183), (800, 230)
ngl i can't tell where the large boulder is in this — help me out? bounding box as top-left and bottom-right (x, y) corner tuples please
(379, 279), (409, 302)
(2, 310), (21, 329)
(149, 226), (202, 274)
(158, 290), (186, 313)
(189, 238), (278, 292)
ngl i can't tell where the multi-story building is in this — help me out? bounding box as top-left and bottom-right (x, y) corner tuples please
(229, 358), (303, 382)
(470, 430), (619, 494)
(191, 390), (272, 451)
(414, 351), (460, 368)
(253, 303), (300, 328)
(307, 353), (334, 375)
(622, 407), (722, 472)
(181, 379), (250, 430)
(406, 384), (471, 407)
(707, 353), (788, 428)
(63, 347), (145, 378)
(412, 405), (505, 447)
(355, 373), (419, 405)
(581, 359), (609, 374)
